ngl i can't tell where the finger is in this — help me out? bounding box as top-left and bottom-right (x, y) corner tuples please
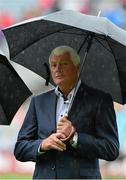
(57, 125), (65, 131)
(56, 132), (66, 139)
(57, 119), (70, 126)
(60, 137), (69, 142)
(51, 144), (65, 151)
(57, 121), (65, 126)
(56, 126), (62, 130)
(56, 128), (62, 133)
(53, 137), (66, 149)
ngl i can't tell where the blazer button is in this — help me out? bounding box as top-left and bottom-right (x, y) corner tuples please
(51, 165), (55, 171)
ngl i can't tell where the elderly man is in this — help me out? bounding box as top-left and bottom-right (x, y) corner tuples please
(14, 45), (119, 179)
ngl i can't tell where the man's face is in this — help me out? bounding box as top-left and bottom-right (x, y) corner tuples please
(49, 52), (80, 88)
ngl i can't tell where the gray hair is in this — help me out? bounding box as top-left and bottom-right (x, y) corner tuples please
(49, 45), (80, 66)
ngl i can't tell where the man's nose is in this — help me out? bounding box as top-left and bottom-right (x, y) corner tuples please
(55, 63), (62, 71)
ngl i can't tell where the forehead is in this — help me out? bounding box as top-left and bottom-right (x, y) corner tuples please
(50, 52), (72, 63)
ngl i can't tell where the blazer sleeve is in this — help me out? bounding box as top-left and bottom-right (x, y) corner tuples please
(76, 93), (119, 161)
(14, 97), (42, 162)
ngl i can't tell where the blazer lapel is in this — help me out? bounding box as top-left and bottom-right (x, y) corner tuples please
(68, 82), (87, 124)
(47, 91), (57, 132)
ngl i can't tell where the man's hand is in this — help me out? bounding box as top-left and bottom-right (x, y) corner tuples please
(57, 117), (76, 141)
(40, 132), (66, 151)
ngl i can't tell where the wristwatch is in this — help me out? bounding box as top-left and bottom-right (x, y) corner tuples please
(70, 132), (78, 148)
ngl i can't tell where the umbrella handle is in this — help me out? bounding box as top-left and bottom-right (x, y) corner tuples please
(43, 63), (50, 86)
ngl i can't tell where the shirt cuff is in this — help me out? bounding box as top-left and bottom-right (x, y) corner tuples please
(70, 132), (78, 148)
(38, 143), (46, 155)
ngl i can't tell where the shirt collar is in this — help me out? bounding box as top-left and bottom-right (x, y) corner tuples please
(55, 80), (81, 101)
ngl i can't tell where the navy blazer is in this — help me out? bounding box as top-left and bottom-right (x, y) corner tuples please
(14, 82), (119, 179)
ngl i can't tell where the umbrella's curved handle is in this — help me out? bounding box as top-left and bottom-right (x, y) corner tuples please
(43, 62), (50, 86)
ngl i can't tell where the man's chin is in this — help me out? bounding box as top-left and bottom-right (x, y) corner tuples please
(53, 80), (64, 86)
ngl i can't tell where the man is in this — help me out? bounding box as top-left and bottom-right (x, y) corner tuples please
(14, 45), (119, 179)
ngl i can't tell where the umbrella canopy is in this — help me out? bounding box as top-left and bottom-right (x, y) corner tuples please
(2, 10), (126, 104)
(0, 33), (32, 125)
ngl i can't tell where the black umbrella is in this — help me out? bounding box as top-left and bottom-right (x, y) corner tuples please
(2, 10), (126, 105)
(0, 53), (32, 125)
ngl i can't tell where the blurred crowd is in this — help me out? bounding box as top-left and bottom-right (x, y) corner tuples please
(0, 0), (126, 178)
(1, 0), (126, 29)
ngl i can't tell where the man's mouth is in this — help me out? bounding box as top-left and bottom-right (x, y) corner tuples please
(56, 76), (62, 79)
(55, 74), (63, 78)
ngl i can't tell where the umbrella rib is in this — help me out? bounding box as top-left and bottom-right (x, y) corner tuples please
(77, 34), (90, 53)
(105, 37), (116, 55)
(94, 37), (112, 54)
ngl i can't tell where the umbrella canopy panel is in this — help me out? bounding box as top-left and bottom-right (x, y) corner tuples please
(3, 19), (126, 104)
(0, 55), (32, 125)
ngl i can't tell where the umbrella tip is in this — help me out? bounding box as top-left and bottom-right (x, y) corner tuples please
(97, 10), (101, 17)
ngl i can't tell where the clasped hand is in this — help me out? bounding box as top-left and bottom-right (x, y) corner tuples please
(57, 117), (75, 141)
(41, 117), (75, 152)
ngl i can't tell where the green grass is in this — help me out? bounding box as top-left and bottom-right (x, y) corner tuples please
(0, 174), (32, 180)
(0, 174), (125, 179)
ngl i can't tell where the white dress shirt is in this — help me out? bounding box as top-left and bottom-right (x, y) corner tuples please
(55, 87), (74, 123)
(55, 80), (81, 123)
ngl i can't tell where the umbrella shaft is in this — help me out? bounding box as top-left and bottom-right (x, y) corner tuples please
(66, 34), (94, 116)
